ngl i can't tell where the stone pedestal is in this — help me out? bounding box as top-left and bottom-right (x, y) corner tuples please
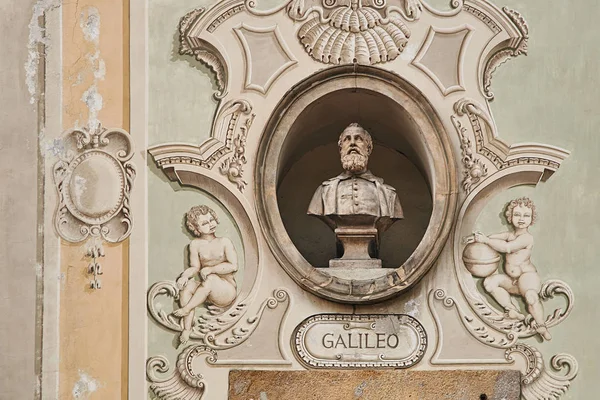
(329, 226), (381, 268)
(326, 215), (395, 269)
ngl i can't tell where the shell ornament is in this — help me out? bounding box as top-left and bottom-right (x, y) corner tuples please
(296, 0), (411, 65)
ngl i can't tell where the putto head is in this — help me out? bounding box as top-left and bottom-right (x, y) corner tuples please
(504, 197), (537, 228)
(186, 205), (219, 237)
(338, 123), (373, 173)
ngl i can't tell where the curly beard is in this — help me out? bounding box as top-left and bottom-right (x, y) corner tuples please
(341, 154), (368, 173)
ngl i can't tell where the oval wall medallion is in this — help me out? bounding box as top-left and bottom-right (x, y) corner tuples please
(293, 314), (427, 369)
(53, 124), (135, 243)
(63, 150), (126, 225)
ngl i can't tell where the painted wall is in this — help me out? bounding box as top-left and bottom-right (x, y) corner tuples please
(1, 0), (598, 398)
(0, 1), (40, 398)
(475, 0), (600, 397)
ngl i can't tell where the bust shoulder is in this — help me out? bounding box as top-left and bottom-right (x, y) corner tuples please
(382, 183), (396, 192)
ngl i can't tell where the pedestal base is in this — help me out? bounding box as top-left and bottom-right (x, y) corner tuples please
(318, 267), (389, 280)
(329, 258), (382, 269)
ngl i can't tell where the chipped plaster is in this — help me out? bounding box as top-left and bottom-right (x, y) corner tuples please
(26, 0), (61, 104)
(76, 6), (105, 129)
(71, 371), (100, 399)
(403, 298), (421, 318)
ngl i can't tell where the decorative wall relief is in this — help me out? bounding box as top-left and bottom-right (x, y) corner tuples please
(293, 314), (427, 368)
(146, 200), (290, 397)
(173, 205), (240, 346)
(482, 7), (528, 100)
(85, 239), (105, 289)
(179, 7), (228, 99)
(287, 0), (412, 65)
(506, 345), (579, 400)
(430, 290), (579, 400)
(412, 25), (473, 95)
(148, 99), (254, 193)
(53, 123), (135, 243)
(147, 344), (217, 400)
(147, 205), (289, 348)
(452, 115), (487, 193)
(219, 113), (254, 191)
(141, 2), (583, 399)
(453, 98), (568, 178)
(233, 24), (297, 94)
(462, 198), (574, 341)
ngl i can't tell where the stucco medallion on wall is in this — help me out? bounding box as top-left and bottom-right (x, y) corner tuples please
(53, 123), (135, 244)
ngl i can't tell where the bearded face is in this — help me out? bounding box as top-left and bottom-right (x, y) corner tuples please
(339, 126), (371, 174)
(341, 153), (368, 173)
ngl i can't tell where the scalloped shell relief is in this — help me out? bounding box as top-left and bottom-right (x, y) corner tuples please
(297, 0), (411, 65)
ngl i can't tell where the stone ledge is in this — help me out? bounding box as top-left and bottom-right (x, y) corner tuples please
(229, 370), (521, 400)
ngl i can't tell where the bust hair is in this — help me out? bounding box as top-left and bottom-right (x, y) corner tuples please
(504, 197), (537, 225)
(338, 123), (373, 155)
(186, 205), (219, 236)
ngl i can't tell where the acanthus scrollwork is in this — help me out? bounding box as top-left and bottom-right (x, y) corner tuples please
(452, 115), (487, 193)
(430, 290), (579, 399)
(219, 113), (255, 191)
(147, 345), (217, 400)
(482, 7), (529, 100)
(148, 284), (289, 350)
(179, 7), (228, 99)
(506, 344), (578, 400)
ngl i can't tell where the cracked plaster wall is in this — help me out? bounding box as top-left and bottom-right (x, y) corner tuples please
(0, 0), (41, 398)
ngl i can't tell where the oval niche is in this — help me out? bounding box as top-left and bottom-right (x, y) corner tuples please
(256, 65), (458, 303)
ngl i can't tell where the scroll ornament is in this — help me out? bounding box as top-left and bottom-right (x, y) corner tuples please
(431, 290), (578, 400)
(53, 123), (135, 289)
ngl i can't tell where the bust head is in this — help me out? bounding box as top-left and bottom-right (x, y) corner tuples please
(338, 123), (373, 174)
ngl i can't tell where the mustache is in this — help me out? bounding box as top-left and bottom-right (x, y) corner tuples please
(345, 145), (365, 156)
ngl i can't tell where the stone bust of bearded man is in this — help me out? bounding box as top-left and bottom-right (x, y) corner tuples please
(307, 123), (404, 222)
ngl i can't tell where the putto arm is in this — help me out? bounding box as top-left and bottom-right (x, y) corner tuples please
(179, 242), (201, 280)
(486, 234), (532, 254)
(488, 232), (510, 240)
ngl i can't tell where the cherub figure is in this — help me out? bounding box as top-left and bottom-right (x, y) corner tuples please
(469, 197), (551, 341)
(172, 205), (238, 345)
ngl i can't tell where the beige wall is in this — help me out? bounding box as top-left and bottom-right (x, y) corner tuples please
(0, 0), (41, 398)
(58, 0), (130, 398)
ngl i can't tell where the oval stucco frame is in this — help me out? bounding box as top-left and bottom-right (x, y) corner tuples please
(255, 65), (458, 303)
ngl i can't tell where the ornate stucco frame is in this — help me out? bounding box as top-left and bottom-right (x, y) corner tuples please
(131, 0), (580, 398)
(255, 65), (458, 303)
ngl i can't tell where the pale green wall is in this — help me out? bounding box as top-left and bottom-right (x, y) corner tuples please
(147, 0), (600, 397)
(149, 0), (218, 145)
(473, 1), (600, 397)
